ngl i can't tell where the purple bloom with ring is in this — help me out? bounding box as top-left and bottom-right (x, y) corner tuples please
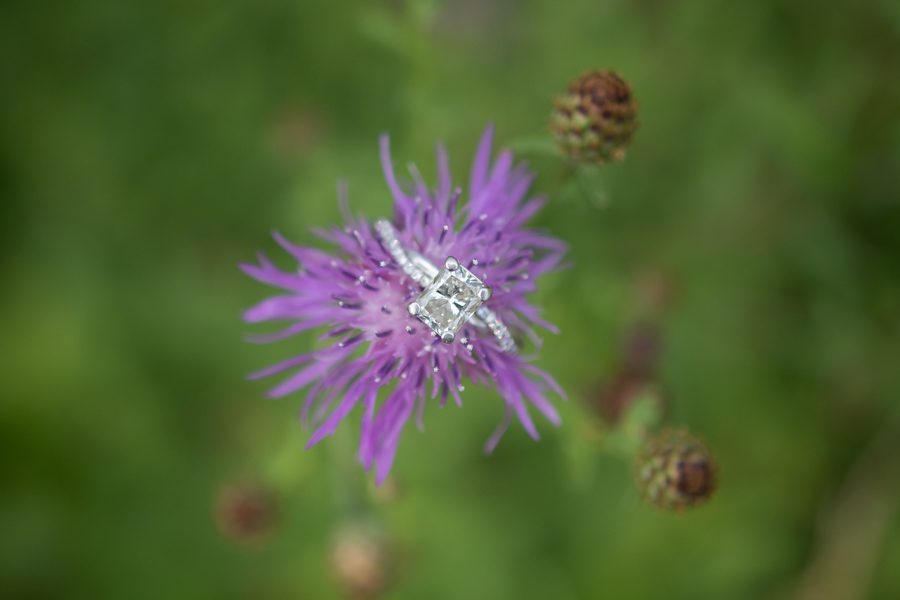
(242, 126), (567, 483)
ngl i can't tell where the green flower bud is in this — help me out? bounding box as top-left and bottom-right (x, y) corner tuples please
(551, 70), (638, 164)
(635, 429), (717, 511)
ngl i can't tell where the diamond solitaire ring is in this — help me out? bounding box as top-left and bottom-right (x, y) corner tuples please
(374, 219), (517, 353)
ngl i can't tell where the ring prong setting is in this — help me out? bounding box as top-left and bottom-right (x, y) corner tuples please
(444, 256), (460, 271)
(408, 302), (421, 316)
(441, 332), (455, 344)
(478, 287), (492, 301)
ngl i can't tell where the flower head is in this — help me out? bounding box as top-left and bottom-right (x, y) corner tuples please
(635, 428), (717, 511)
(242, 127), (566, 483)
(551, 69), (638, 164)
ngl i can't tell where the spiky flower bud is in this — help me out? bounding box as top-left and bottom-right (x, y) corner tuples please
(551, 70), (638, 164)
(214, 482), (276, 544)
(330, 523), (392, 599)
(596, 376), (665, 426)
(635, 429), (717, 511)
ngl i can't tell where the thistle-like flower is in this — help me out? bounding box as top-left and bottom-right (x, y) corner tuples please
(242, 127), (566, 483)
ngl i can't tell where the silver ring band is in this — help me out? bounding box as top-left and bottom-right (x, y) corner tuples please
(375, 219), (517, 353)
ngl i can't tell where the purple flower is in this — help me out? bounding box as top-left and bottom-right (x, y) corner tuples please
(242, 126), (567, 483)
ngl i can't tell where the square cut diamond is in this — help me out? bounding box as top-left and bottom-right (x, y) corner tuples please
(411, 260), (486, 341)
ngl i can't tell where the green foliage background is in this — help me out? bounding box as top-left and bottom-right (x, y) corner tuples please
(2, 0), (899, 598)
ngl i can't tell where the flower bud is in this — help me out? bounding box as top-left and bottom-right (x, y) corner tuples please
(551, 70), (638, 164)
(593, 323), (665, 425)
(635, 429), (717, 511)
(596, 376), (665, 426)
(214, 482), (277, 545)
(330, 523), (392, 599)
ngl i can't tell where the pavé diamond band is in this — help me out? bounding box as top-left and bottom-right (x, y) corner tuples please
(374, 219), (517, 353)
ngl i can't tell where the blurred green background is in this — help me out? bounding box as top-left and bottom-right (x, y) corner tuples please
(2, 0), (899, 598)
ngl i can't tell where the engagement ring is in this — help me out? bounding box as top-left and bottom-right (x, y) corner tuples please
(375, 219), (517, 353)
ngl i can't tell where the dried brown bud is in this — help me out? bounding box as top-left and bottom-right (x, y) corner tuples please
(596, 376), (665, 426)
(551, 70), (638, 164)
(330, 523), (392, 599)
(635, 429), (717, 511)
(593, 322), (665, 424)
(214, 482), (276, 544)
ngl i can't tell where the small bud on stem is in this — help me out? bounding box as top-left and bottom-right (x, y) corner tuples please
(635, 428), (717, 511)
(214, 482), (277, 544)
(551, 69), (638, 164)
(331, 522), (393, 598)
